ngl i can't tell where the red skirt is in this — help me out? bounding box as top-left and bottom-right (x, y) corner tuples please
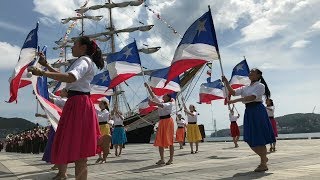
(270, 118), (278, 137)
(154, 117), (174, 148)
(175, 127), (185, 142)
(230, 122), (240, 137)
(51, 95), (101, 164)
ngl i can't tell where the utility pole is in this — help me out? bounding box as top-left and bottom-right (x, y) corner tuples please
(214, 119), (217, 137)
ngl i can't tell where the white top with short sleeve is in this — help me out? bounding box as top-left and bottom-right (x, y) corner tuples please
(96, 109), (110, 123)
(53, 97), (67, 109)
(156, 97), (173, 116)
(177, 118), (186, 127)
(187, 112), (198, 123)
(266, 106), (275, 117)
(235, 81), (265, 103)
(65, 56), (95, 92)
(113, 114), (124, 126)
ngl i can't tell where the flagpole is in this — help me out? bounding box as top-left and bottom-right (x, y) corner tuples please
(208, 5), (231, 111)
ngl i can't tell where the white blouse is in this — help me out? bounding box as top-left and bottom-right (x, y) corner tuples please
(235, 81), (265, 103)
(266, 106), (275, 117)
(53, 97), (67, 109)
(177, 118), (186, 127)
(158, 102), (173, 116)
(65, 56), (95, 92)
(113, 114), (124, 126)
(96, 109), (110, 123)
(187, 112), (198, 123)
(229, 113), (238, 122)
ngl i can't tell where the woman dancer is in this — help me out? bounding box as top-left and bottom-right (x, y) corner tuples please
(222, 68), (275, 172)
(176, 114), (186, 149)
(266, 98), (278, 152)
(229, 105), (240, 148)
(111, 106), (127, 157)
(181, 97), (202, 154)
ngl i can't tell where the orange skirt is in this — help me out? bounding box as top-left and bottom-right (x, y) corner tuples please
(175, 127), (185, 142)
(154, 117), (174, 148)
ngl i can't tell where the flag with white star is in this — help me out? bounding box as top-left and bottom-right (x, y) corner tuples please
(149, 67), (181, 96)
(7, 23), (39, 103)
(138, 98), (158, 115)
(199, 79), (226, 104)
(106, 41), (142, 89)
(165, 9), (219, 85)
(90, 70), (113, 103)
(230, 59), (250, 89)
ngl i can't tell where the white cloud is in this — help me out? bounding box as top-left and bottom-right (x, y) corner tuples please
(0, 21), (26, 33)
(0, 42), (21, 69)
(291, 40), (310, 48)
(310, 20), (320, 30)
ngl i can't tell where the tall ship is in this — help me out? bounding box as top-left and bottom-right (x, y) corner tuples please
(48, 0), (207, 143)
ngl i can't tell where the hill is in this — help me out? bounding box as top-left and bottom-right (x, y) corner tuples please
(0, 117), (38, 138)
(211, 113), (320, 137)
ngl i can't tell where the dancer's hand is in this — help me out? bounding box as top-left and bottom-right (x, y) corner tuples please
(221, 76), (228, 83)
(38, 52), (48, 67)
(28, 66), (44, 76)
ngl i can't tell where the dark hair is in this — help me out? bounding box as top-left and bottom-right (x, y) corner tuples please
(77, 36), (104, 70)
(255, 69), (271, 99)
(101, 100), (109, 111)
(267, 98), (274, 106)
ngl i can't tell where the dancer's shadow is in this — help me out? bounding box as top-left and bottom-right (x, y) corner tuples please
(129, 164), (164, 173)
(219, 171), (273, 180)
(222, 147), (238, 150)
(175, 153), (191, 157)
(207, 155), (236, 160)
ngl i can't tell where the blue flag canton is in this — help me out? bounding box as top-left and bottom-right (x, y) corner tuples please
(179, 10), (218, 48)
(203, 79), (224, 89)
(37, 76), (49, 100)
(231, 60), (250, 77)
(91, 71), (111, 87)
(22, 24), (38, 49)
(107, 41), (141, 64)
(151, 67), (180, 84)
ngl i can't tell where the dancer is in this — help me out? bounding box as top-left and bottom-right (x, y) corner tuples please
(111, 106), (127, 157)
(144, 83), (174, 165)
(176, 114), (186, 149)
(95, 100), (111, 163)
(222, 68), (275, 172)
(229, 105), (240, 148)
(28, 36), (107, 180)
(181, 97), (202, 154)
(266, 98), (278, 152)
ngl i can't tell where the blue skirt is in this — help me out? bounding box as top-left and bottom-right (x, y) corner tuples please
(243, 102), (276, 147)
(42, 126), (55, 163)
(112, 127), (127, 145)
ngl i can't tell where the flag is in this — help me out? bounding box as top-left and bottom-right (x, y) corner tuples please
(7, 23), (39, 103)
(138, 98), (158, 115)
(199, 79), (226, 104)
(149, 67), (180, 96)
(31, 75), (62, 130)
(107, 41), (141, 89)
(90, 70), (113, 103)
(165, 10), (219, 85)
(229, 59), (250, 89)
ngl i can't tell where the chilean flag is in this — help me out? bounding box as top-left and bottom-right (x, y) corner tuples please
(199, 79), (226, 104)
(7, 23), (38, 103)
(149, 67), (180, 96)
(165, 10), (219, 85)
(107, 41), (141, 89)
(90, 70), (113, 103)
(138, 98), (158, 115)
(229, 59), (250, 89)
(31, 74), (62, 130)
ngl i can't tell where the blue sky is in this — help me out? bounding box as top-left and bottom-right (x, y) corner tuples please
(1, 0), (320, 134)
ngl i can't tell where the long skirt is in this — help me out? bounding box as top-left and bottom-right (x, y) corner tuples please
(51, 95), (101, 164)
(154, 117), (174, 148)
(230, 122), (240, 137)
(175, 127), (185, 142)
(243, 103), (276, 147)
(42, 126), (55, 163)
(112, 127), (127, 145)
(270, 117), (278, 137)
(186, 124), (202, 143)
(99, 124), (111, 136)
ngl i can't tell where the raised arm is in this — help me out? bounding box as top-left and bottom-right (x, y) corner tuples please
(221, 76), (236, 96)
(181, 97), (194, 116)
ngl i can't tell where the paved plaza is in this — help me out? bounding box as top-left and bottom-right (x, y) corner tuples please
(1, 139), (320, 179)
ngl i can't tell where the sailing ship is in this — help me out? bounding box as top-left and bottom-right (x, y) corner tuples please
(49, 0), (207, 143)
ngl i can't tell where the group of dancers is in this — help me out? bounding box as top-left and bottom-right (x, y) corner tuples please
(27, 35), (278, 179)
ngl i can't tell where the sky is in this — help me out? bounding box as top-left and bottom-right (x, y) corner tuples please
(1, 0), (320, 135)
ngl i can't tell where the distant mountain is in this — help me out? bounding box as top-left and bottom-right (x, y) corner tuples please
(211, 113), (320, 137)
(0, 117), (38, 138)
